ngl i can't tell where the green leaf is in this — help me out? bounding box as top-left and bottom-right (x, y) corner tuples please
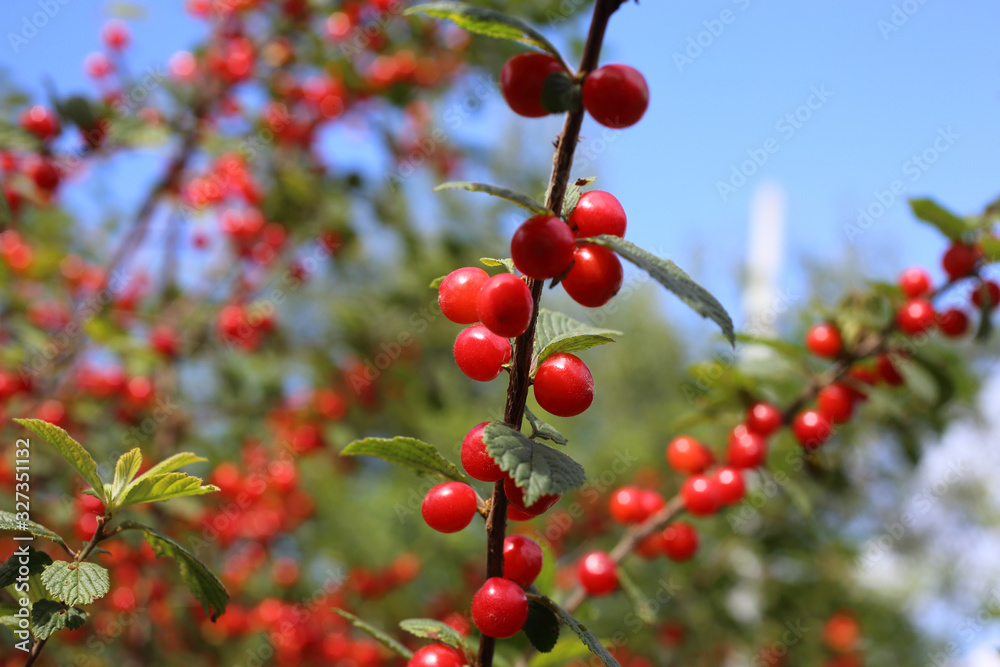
(0, 178), (11, 227)
(433, 181), (552, 216)
(40, 561), (110, 606)
(119, 520), (228, 620)
(585, 236), (735, 346)
(530, 594), (621, 667)
(524, 600), (560, 653)
(117, 472), (219, 509)
(772, 471), (813, 519)
(524, 407), (568, 445)
(616, 568), (656, 625)
(561, 177), (596, 218)
(0, 120), (41, 151)
(0, 603), (24, 629)
(54, 95), (98, 131)
(909, 198), (967, 241)
(14, 419), (106, 502)
(540, 72), (582, 115)
(30, 599), (87, 640)
(733, 333), (811, 361)
(533, 309), (621, 364)
(0, 512), (70, 552)
(111, 448), (143, 501)
(430, 275), (447, 289)
(483, 422), (585, 506)
(894, 355), (940, 405)
(0, 547), (53, 588)
(480, 257), (517, 274)
(528, 638), (596, 667)
(399, 618), (471, 655)
(980, 236), (1000, 262)
(341, 437), (468, 483)
(333, 608), (414, 659)
(405, 3), (567, 69)
(130, 452), (208, 482)
(907, 354), (956, 409)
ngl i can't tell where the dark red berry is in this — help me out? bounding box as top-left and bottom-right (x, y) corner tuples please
(897, 298), (936, 335)
(504, 476), (560, 517)
(938, 308), (969, 337)
(461, 421), (504, 482)
(817, 383), (855, 423)
(805, 323), (842, 358)
(714, 467), (745, 505)
(582, 64), (649, 129)
(608, 486), (645, 524)
(477, 273), (533, 338)
(876, 354), (904, 387)
(898, 267), (932, 298)
(510, 215), (576, 279)
(503, 535), (543, 587)
(439, 267), (489, 324)
(971, 280), (1000, 311)
(941, 242), (981, 280)
(745, 402), (783, 437)
(471, 577), (528, 639)
(680, 474), (720, 516)
(454, 325), (511, 381)
(792, 409), (833, 449)
(561, 245), (623, 308)
(726, 425), (767, 469)
(27, 157), (60, 192)
(666, 435), (714, 474)
(421, 482), (478, 533)
(500, 52), (565, 118)
(662, 521), (698, 562)
(408, 644), (465, 667)
(532, 353), (594, 417)
(19, 105), (60, 141)
(568, 191), (627, 238)
(577, 550), (618, 596)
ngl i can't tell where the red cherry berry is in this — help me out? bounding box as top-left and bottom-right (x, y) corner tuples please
(504, 476), (560, 517)
(499, 52), (565, 118)
(532, 353), (594, 417)
(897, 298), (936, 335)
(941, 242), (981, 280)
(453, 325), (512, 382)
(102, 20), (130, 50)
(680, 474), (720, 517)
(638, 489), (666, 520)
(971, 280), (1000, 311)
(461, 421), (504, 482)
(898, 267), (932, 298)
(817, 383), (855, 423)
(876, 354), (904, 387)
(938, 308), (969, 337)
(439, 267), (489, 324)
(726, 425), (767, 469)
(408, 644), (465, 667)
(568, 191), (627, 239)
(471, 577), (528, 639)
(510, 215), (576, 280)
(805, 323), (843, 358)
(582, 64), (649, 129)
(26, 157), (60, 192)
(561, 245), (623, 308)
(666, 435), (714, 474)
(421, 482), (478, 533)
(662, 521), (699, 562)
(477, 273), (533, 338)
(503, 535), (543, 587)
(792, 409), (833, 449)
(577, 550), (618, 596)
(636, 531), (668, 559)
(149, 325), (180, 358)
(608, 486), (646, 524)
(19, 105), (60, 141)
(714, 467), (745, 505)
(745, 402), (783, 437)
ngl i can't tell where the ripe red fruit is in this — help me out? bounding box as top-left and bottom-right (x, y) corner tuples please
(19, 105), (60, 141)
(477, 273), (533, 338)
(666, 435), (714, 474)
(817, 383), (855, 423)
(805, 323), (843, 358)
(938, 308), (969, 337)
(638, 489), (666, 520)
(150, 325), (180, 357)
(714, 467), (745, 505)
(971, 280), (1000, 310)
(504, 476), (560, 517)
(453, 325), (512, 381)
(471, 577), (528, 639)
(875, 354), (904, 387)
(561, 244), (623, 308)
(26, 157), (60, 192)
(568, 191), (627, 239)
(941, 242), (981, 280)
(726, 425), (767, 469)
(636, 531), (668, 559)
(439, 267), (489, 324)
(421, 482), (478, 533)
(577, 550), (618, 596)
(608, 486), (645, 524)
(102, 20), (130, 49)
(896, 298), (936, 335)
(792, 409), (833, 449)
(582, 64), (649, 129)
(745, 402), (783, 437)
(510, 215), (576, 280)
(680, 475), (720, 516)
(499, 52), (565, 118)
(408, 644), (465, 667)
(503, 535), (543, 587)
(662, 521), (699, 561)
(532, 353), (594, 417)
(461, 421), (504, 482)
(898, 267), (932, 298)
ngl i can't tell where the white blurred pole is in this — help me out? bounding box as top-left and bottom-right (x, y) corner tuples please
(741, 182), (786, 362)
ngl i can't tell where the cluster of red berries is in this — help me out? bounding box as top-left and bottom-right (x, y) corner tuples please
(500, 52), (649, 129)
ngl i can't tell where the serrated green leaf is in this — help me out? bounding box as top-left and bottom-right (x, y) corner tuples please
(30, 599), (87, 639)
(111, 448), (143, 501)
(533, 309), (621, 364)
(405, 3), (567, 68)
(433, 181), (552, 216)
(481, 257), (517, 274)
(530, 594), (621, 667)
(909, 198), (967, 241)
(0, 603), (24, 629)
(0, 512), (70, 552)
(119, 520), (228, 620)
(399, 618), (471, 655)
(334, 608), (414, 659)
(0, 547), (53, 589)
(561, 177), (596, 218)
(117, 472), (218, 509)
(483, 422), (585, 506)
(540, 72), (581, 115)
(14, 419), (106, 503)
(524, 600), (560, 653)
(130, 452), (207, 484)
(585, 236), (735, 346)
(40, 561), (109, 606)
(524, 407), (568, 445)
(341, 437), (468, 482)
